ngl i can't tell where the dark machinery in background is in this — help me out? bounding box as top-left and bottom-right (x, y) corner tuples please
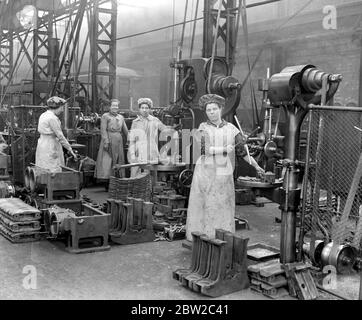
(0, 0), (117, 107)
(0, 153), (15, 198)
(7, 105), (46, 184)
(0, 0), (282, 192)
(0, 0), (118, 184)
(174, 56), (241, 127)
(244, 74), (285, 170)
(167, 0), (250, 128)
(163, 0), (281, 190)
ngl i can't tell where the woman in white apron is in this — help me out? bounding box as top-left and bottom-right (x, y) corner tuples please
(35, 96), (77, 173)
(185, 94), (264, 241)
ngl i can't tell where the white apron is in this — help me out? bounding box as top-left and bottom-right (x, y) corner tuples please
(185, 120), (239, 241)
(35, 110), (70, 173)
(35, 134), (64, 173)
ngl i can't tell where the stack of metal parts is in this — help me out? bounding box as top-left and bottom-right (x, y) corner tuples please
(300, 108), (362, 273)
(153, 194), (187, 222)
(248, 259), (289, 299)
(108, 172), (152, 202)
(248, 260), (319, 299)
(173, 229), (249, 297)
(107, 197), (155, 245)
(0, 198), (42, 243)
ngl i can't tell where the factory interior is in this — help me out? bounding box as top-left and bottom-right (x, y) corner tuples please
(1, 0), (362, 303)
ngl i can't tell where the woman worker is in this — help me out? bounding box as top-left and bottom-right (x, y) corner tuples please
(128, 97), (168, 177)
(95, 99), (128, 188)
(35, 96), (77, 172)
(185, 93), (264, 241)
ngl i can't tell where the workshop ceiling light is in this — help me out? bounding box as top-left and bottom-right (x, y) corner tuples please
(16, 5), (37, 29)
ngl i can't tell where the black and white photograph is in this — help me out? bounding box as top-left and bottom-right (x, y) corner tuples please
(0, 0), (362, 307)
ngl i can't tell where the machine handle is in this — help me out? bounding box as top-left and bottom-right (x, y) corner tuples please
(234, 115), (252, 164)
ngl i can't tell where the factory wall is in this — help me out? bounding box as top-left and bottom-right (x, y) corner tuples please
(116, 0), (362, 129)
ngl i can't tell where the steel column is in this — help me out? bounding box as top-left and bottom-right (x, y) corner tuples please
(33, 10), (53, 104)
(0, 28), (13, 87)
(203, 0), (237, 73)
(90, 0), (117, 113)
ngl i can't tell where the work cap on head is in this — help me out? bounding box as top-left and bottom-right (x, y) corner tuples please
(47, 96), (66, 108)
(137, 98), (153, 109)
(199, 94), (225, 111)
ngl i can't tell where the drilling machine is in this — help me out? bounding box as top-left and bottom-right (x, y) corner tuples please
(267, 64), (342, 263)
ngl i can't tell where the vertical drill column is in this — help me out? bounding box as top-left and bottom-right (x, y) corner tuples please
(279, 110), (302, 263)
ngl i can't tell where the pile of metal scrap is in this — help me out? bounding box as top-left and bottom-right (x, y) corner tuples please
(0, 198), (42, 243)
(152, 193), (187, 237)
(173, 229), (249, 297)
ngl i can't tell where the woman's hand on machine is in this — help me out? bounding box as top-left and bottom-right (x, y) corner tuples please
(256, 166), (265, 178)
(69, 149), (78, 159)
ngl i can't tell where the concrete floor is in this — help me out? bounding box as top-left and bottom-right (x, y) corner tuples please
(0, 186), (359, 300)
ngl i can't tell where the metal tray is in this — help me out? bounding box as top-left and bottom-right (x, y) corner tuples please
(247, 243), (280, 261)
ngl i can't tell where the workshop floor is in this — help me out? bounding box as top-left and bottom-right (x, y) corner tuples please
(0, 187), (359, 300)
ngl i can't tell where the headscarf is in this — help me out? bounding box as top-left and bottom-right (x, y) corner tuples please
(198, 94), (225, 111)
(47, 96), (66, 109)
(137, 97), (153, 109)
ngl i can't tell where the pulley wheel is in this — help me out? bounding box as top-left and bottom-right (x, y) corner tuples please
(203, 57), (229, 78)
(321, 242), (356, 274)
(180, 67), (197, 103)
(178, 169), (193, 188)
(264, 141), (278, 158)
